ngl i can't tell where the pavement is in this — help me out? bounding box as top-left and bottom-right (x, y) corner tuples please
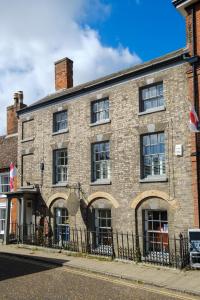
(0, 244), (200, 298)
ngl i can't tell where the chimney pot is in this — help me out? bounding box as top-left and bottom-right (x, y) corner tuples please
(13, 92), (19, 106)
(18, 91), (23, 103)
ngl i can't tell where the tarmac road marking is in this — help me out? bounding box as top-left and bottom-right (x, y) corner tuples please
(61, 266), (198, 300)
(0, 254), (198, 300)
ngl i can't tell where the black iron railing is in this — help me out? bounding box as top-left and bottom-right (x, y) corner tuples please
(8, 223), (190, 269)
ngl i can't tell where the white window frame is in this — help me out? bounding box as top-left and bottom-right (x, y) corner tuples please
(142, 132), (165, 179)
(92, 142), (110, 183)
(55, 208), (69, 243)
(140, 83), (164, 113)
(53, 149), (68, 184)
(144, 210), (169, 253)
(53, 110), (68, 133)
(0, 207), (6, 234)
(91, 98), (109, 124)
(95, 209), (112, 246)
(0, 172), (10, 194)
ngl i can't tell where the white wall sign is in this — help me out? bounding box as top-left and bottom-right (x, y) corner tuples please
(175, 144), (183, 156)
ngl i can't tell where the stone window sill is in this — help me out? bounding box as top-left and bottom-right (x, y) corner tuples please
(21, 137), (35, 143)
(52, 183), (68, 188)
(52, 129), (69, 136)
(138, 106), (166, 116)
(90, 119), (111, 127)
(140, 176), (168, 183)
(20, 185), (35, 190)
(90, 180), (111, 186)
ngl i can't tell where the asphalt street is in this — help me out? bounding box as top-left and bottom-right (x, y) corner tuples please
(0, 254), (198, 300)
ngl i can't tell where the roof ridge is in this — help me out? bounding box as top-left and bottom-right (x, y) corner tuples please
(18, 47), (187, 114)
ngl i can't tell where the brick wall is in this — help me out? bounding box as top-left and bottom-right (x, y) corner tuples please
(0, 93), (27, 231)
(186, 2), (200, 227)
(7, 92), (26, 136)
(55, 58), (73, 91)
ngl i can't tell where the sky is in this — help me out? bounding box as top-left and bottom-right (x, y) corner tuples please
(0, 0), (185, 135)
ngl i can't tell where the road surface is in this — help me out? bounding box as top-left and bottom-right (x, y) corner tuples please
(0, 254), (197, 300)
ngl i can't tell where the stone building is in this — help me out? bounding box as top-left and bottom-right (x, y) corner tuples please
(0, 92), (26, 240)
(4, 0), (200, 252)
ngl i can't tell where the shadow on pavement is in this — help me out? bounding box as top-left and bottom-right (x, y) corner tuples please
(0, 252), (69, 282)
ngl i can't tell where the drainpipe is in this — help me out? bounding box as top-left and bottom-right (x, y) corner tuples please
(191, 5), (200, 227)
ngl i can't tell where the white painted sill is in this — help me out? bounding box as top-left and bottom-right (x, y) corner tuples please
(90, 180), (111, 186)
(140, 176), (168, 183)
(90, 119), (111, 127)
(21, 137), (35, 143)
(52, 129), (69, 136)
(138, 106), (166, 116)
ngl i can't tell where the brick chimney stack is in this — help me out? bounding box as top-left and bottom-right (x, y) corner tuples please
(55, 57), (73, 91)
(7, 91), (27, 136)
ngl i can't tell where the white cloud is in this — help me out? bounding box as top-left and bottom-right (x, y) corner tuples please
(0, 0), (141, 135)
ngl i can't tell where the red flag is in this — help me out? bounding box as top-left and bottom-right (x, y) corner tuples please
(10, 162), (17, 192)
(189, 106), (199, 132)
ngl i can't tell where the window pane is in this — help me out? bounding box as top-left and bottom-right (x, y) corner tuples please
(141, 83), (164, 112)
(161, 211), (167, 221)
(0, 209), (6, 220)
(142, 133), (165, 178)
(98, 209), (111, 229)
(91, 99), (109, 123)
(148, 211), (153, 220)
(54, 149), (68, 183)
(53, 111), (67, 132)
(143, 135), (150, 146)
(152, 211), (160, 220)
(0, 172), (10, 193)
(148, 222), (153, 230)
(92, 142), (110, 181)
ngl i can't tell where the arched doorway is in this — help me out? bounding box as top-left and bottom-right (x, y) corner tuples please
(131, 190), (177, 263)
(54, 207), (69, 244)
(88, 198), (112, 247)
(49, 197), (69, 246)
(86, 192), (119, 254)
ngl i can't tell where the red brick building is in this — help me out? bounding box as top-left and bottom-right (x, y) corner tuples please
(173, 0), (200, 228)
(0, 92), (26, 239)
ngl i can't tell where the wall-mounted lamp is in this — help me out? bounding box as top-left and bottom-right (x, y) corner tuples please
(40, 162), (44, 172)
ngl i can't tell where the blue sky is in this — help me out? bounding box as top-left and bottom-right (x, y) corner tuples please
(0, 0), (186, 134)
(86, 0), (186, 62)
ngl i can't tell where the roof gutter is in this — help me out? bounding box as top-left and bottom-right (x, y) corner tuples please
(191, 5), (200, 227)
(173, 0), (199, 16)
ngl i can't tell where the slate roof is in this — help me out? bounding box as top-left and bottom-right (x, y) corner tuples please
(18, 48), (188, 115)
(0, 135), (18, 170)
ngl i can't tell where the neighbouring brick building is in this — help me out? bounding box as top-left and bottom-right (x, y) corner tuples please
(4, 0), (200, 256)
(0, 92), (26, 239)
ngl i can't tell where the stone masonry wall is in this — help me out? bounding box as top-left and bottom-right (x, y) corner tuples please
(18, 61), (193, 235)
